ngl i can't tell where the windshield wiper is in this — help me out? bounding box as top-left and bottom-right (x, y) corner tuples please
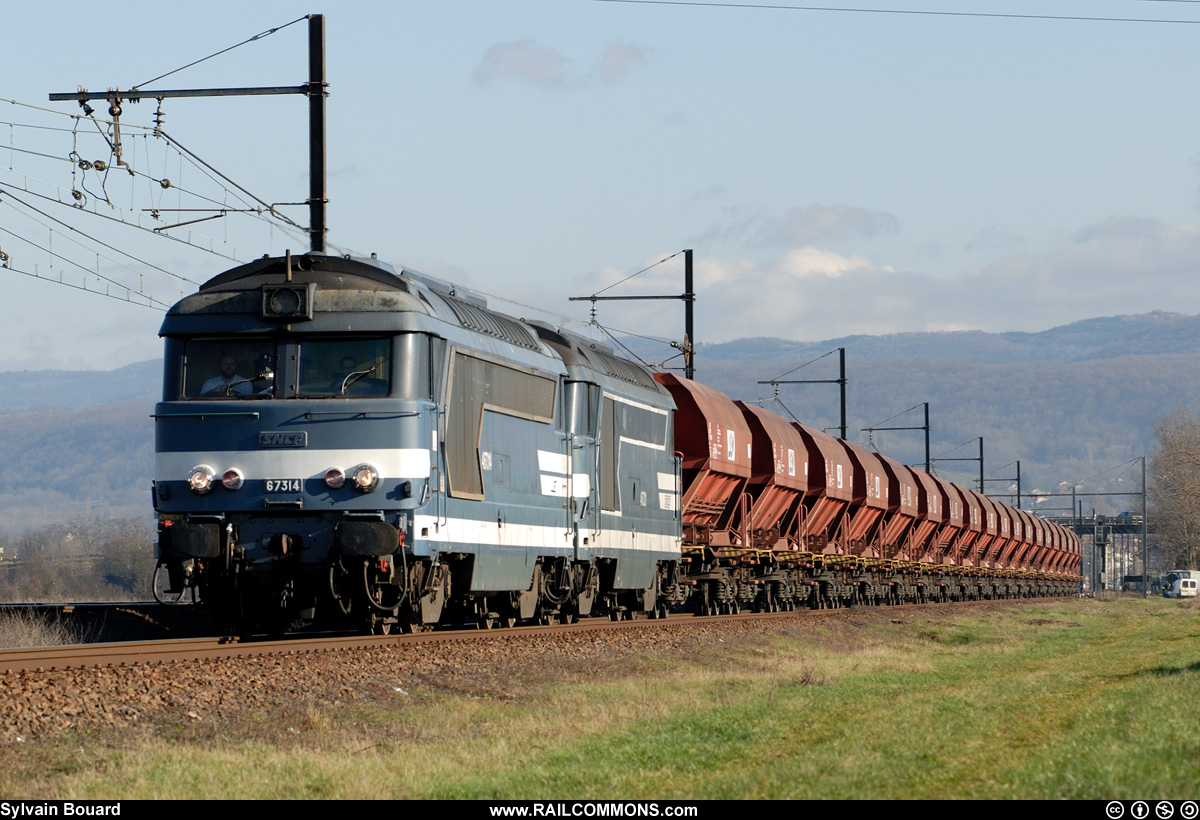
(340, 365), (377, 395)
(225, 368), (275, 397)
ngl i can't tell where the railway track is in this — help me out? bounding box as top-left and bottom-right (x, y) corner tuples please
(0, 597), (1058, 675)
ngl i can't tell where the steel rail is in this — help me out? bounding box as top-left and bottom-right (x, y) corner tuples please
(0, 596), (1059, 675)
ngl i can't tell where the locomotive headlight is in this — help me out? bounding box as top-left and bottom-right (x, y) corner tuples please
(349, 463), (379, 493)
(221, 468), (244, 491)
(187, 464), (217, 495)
(324, 468), (346, 489)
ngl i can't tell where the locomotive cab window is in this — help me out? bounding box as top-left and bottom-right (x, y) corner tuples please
(297, 338), (392, 397)
(179, 340), (277, 399)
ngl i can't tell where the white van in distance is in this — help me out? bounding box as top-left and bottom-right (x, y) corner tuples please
(1164, 570), (1198, 599)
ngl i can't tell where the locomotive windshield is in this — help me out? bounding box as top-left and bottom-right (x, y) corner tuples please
(297, 338), (391, 397)
(181, 340), (277, 399)
(173, 337), (393, 399)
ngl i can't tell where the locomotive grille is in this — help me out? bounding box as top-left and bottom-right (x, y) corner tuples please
(593, 349), (658, 390)
(441, 294), (540, 350)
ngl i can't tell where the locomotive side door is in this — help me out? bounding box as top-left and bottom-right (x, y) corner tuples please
(565, 380), (601, 561)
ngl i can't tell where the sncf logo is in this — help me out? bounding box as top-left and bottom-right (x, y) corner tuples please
(258, 431), (307, 448)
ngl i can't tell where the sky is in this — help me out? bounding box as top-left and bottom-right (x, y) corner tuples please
(2, 0), (1199, 371)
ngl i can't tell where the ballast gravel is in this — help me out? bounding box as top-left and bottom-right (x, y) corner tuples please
(0, 603), (1016, 742)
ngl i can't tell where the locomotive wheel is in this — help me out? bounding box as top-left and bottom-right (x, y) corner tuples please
(476, 610), (500, 629)
(474, 597), (503, 630)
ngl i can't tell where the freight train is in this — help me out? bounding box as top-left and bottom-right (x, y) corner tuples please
(152, 253), (1081, 635)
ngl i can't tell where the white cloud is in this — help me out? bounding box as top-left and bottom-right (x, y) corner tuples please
(474, 39), (648, 89)
(964, 225), (1026, 254)
(758, 204), (899, 246)
(474, 39), (571, 88)
(530, 217), (1200, 346)
(1075, 215), (1164, 242)
(775, 247), (883, 279)
(598, 42), (647, 83)
(696, 203), (900, 249)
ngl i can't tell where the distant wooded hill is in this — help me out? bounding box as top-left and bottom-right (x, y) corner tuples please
(626, 310), (1200, 514)
(0, 312), (1195, 532)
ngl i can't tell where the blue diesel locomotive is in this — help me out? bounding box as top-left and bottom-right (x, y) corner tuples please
(153, 252), (685, 634)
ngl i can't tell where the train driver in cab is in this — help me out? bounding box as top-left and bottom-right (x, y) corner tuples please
(201, 353), (252, 396)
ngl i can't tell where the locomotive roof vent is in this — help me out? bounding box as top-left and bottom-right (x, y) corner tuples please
(592, 348), (659, 391)
(261, 282), (317, 321)
(440, 292), (539, 351)
(402, 267), (487, 308)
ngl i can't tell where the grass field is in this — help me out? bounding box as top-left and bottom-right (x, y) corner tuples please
(2, 595), (1196, 800)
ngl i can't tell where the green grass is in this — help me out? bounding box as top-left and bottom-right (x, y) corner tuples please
(2, 597), (1197, 799)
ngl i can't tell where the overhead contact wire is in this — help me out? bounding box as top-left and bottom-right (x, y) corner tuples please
(0, 172), (244, 263)
(158, 130), (306, 231)
(585, 0), (1200, 25)
(1, 257), (162, 309)
(0, 224), (171, 308)
(0, 186), (199, 286)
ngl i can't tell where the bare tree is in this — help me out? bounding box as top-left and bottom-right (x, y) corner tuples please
(1149, 408), (1200, 571)
(0, 516), (153, 602)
